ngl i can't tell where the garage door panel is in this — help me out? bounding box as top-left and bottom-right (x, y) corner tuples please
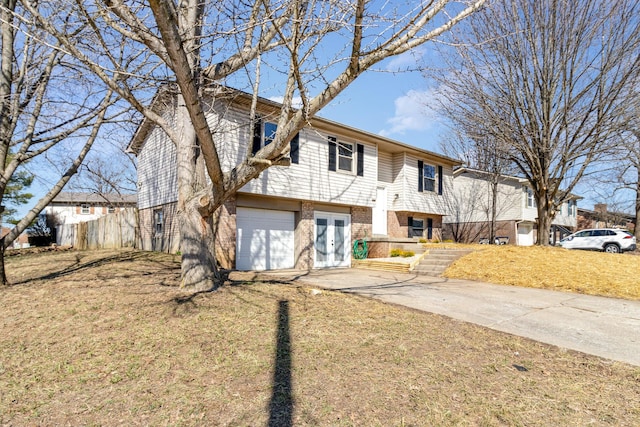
(236, 208), (295, 271)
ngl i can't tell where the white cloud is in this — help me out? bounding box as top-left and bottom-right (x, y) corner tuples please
(385, 47), (426, 72)
(379, 89), (436, 137)
(268, 96), (303, 109)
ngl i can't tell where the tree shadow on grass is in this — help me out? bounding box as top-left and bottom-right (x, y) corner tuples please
(269, 300), (293, 427)
(9, 250), (180, 286)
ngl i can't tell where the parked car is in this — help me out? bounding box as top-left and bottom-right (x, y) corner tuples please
(557, 228), (637, 253)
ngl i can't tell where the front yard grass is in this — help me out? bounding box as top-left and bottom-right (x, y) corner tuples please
(2, 249), (640, 425)
(442, 245), (640, 300)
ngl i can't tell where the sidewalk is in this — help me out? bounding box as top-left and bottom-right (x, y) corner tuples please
(252, 268), (640, 366)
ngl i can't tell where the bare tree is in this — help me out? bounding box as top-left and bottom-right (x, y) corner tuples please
(441, 128), (517, 243)
(25, 0), (486, 290)
(625, 131), (640, 238)
(616, 86), (640, 238)
(431, 0), (640, 245)
(68, 128), (138, 198)
(600, 126), (640, 238)
(0, 0), (133, 285)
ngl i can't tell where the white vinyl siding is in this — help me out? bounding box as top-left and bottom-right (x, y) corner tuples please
(522, 187), (538, 222)
(137, 120), (178, 209)
(377, 150), (393, 183)
(136, 97), (466, 217)
(445, 170), (578, 229)
(208, 104), (249, 172)
(389, 153), (405, 210)
(553, 200), (579, 228)
(396, 153), (450, 215)
(239, 129), (377, 207)
(444, 172), (523, 223)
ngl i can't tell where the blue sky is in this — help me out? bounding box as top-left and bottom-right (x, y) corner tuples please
(320, 69), (444, 153)
(309, 46), (447, 154)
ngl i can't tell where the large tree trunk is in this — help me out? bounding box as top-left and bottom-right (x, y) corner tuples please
(179, 201), (218, 291)
(536, 194), (552, 246)
(175, 96), (219, 291)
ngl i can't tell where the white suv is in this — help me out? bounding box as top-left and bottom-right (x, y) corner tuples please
(558, 228), (637, 253)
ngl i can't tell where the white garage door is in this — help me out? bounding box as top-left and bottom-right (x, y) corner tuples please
(236, 207), (295, 270)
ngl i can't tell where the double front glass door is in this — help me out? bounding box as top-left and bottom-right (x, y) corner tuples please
(314, 212), (351, 268)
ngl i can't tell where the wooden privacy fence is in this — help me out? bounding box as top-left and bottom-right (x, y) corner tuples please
(57, 208), (139, 250)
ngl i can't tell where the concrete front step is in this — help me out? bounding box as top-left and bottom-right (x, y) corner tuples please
(352, 259), (411, 273)
(413, 264), (447, 271)
(413, 249), (474, 277)
(425, 254), (460, 261)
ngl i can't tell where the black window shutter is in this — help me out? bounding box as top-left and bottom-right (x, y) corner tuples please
(356, 143), (364, 176)
(437, 165), (443, 195)
(418, 160), (424, 192)
(408, 216), (413, 238)
(328, 137), (337, 171)
(252, 118), (262, 155)
(427, 218), (433, 239)
(290, 133), (299, 164)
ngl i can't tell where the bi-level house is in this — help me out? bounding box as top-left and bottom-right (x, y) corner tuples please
(43, 192), (137, 246)
(128, 88), (461, 270)
(444, 167), (580, 245)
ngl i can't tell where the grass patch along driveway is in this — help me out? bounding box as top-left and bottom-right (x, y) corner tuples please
(2, 249), (640, 425)
(442, 244), (640, 300)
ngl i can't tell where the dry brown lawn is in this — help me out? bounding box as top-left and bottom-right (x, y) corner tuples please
(442, 244), (640, 300)
(1, 248), (640, 426)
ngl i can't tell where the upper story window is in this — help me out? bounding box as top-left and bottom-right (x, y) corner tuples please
(423, 164), (436, 192)
(568, 200), (577, 217)
(264, 122), (277, 146)
(80, 204), (90, 214)
(338, 142), (353, 172)
(526, 188), (536, 208)
(328, 136), (364, 176)
(252, 118), (299, 163)
(107, 206), (116, 214)
(418, 160), (443, 195)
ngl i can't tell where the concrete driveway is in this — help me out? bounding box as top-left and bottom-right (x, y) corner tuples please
(254, 268), (640, 366)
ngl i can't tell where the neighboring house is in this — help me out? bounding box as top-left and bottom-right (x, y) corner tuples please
(128, 87), (461, 271)
(44, 192), (137, 245)
(1, 227), (29, 249)
(577, 204), (636, 233)
(444, 167), (581, 245)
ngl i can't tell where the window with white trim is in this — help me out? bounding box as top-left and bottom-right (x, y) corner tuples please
(409, 218), (424, 237)
(526, 188), (536, 208)
(418, 161), (443, 195)
(337, 142), (353, 172)
(108, 206), (116, 214)
(81, 204), (90, 214)
(252, 118), (299, 163)
(327, 136), (364, 176)
(422, 164), (436, 192)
